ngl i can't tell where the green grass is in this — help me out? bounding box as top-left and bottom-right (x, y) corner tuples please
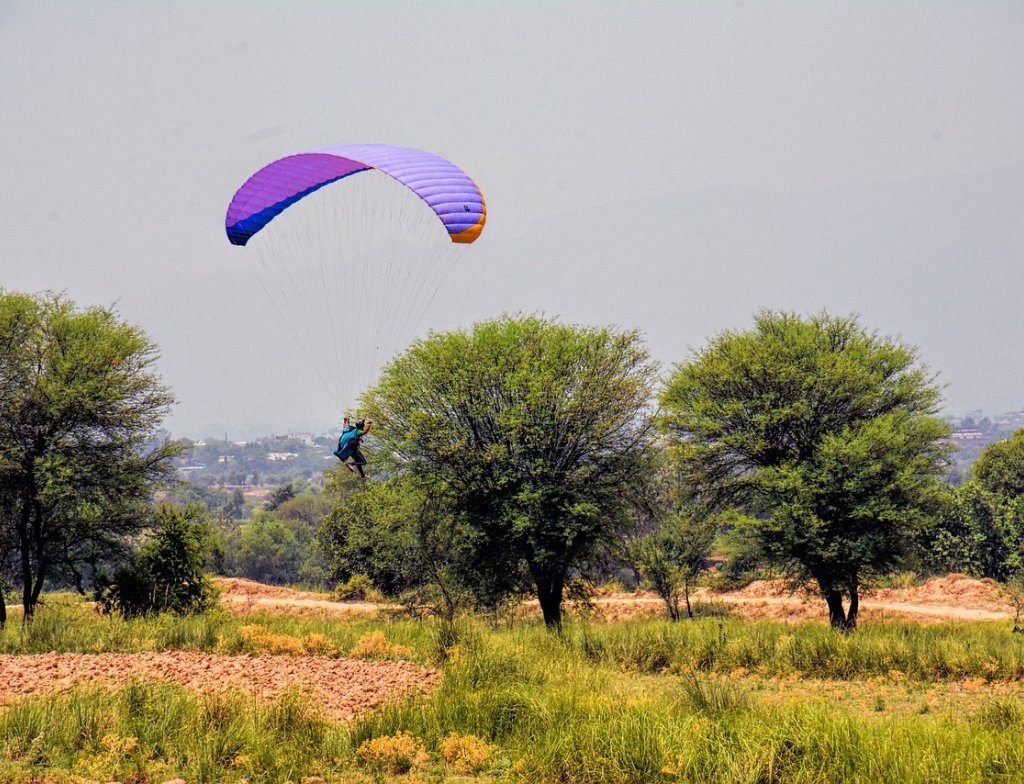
(351, 620), (1024, 783)
(4, 597), (1024, 782)
(0, 596), (436, 664)
(0, 680), (351, 784)
(563, 616), (1024, 681)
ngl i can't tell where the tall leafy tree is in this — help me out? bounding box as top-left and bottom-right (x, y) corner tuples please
(0, 291), (179, 621)
(926, 429), (1024, 581)
(923, 481), (1022, 580)
(658, 311), (950, 629)
(231, 513), (304, 585)
(362, 315), (658, 628)
(973, 428), (1024, 499)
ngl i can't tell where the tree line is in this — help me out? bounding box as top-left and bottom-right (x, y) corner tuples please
(4, 290), (1024, 630)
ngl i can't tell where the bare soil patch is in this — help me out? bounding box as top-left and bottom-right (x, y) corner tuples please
(213, 577), (379, 617)
(0, 652), (436, 722)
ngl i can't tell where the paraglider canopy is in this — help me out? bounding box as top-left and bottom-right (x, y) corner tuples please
(226, 143), (486, 247)
(224, 143), (486, 408)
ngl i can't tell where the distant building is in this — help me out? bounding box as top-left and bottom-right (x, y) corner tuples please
(271, 432), (315, 446)
(951, 428), (984, 441)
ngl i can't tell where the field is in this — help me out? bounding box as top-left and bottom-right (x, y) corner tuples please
(1, 577), (1023, 783)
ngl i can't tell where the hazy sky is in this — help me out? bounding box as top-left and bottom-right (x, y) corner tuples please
(2, 2), (1023, 439)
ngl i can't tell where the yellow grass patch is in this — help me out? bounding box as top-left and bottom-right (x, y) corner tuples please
(349, 630), (413, 661)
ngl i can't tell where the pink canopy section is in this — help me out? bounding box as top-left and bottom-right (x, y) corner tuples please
(225, 143), (486, 246)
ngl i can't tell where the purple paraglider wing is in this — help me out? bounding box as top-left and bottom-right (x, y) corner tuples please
(225, 144), (486, 246)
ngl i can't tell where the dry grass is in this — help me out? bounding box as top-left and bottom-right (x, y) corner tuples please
(356, 731), (429, 774)
(349, 630), (414, 661)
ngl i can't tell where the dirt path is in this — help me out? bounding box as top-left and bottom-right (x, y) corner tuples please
(698, 592), (1011, 622)
(214, 574), (1016, 624)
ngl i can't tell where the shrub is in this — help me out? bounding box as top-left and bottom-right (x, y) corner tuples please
(231, 624), (338, 657)
(678, 672), (749, 718)
(349, 630), (413, 661)
(974, 697), (1024, 730)
(335, 573), (375, 602)
(356, 731), (428, 774)
(440, 732), (497, 773)
(97, 503), (215, 617)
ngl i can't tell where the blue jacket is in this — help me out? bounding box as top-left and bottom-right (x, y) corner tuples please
(334, 425), (362, 460)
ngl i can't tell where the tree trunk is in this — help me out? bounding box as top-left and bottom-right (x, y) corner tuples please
(683, 580), (693, 619)
(845, 585), (859, 631)
(534, 571), (565, 630)
(0, 587), (6, 627)
(18, 492), (34, 623)
(661, 592), (680, 622)
(825, 588), (858, 632)
(825, 590), (848, 629)
(25, 500), (47, 621)
(30, 563), (46, 609)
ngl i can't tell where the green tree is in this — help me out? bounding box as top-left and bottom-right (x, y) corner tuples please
(363, 315), (658, 628)
(0, 291), (179, 622)
(320, 473), (472, 619)
(632, 510), (716, 620)
(232, 513), (303, 584)
(925, 432), (1024, 581)
(658, 311), (950, 630)
(275, 490), (332, 587)
(276, 492), (329, 530)
(973, 429), (1024, 498)
(98, 503), (215, 617)
(923, 481), (1022, 580)
(221, 488), (247, 520)
(266, 483), (297, 511)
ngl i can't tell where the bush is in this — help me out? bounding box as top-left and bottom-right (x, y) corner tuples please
(356, 731), (428, 774)
(334, 573), (375, 602)
(973, 697), (1024, 730)
(230, 513), (305, 585)
(349, 630), (413, 661)
(228, 624), (338, 657)
(97, 503), (215, 617)
(440, 732), (497, 773)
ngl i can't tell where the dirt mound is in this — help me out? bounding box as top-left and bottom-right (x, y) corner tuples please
(728, 580), (809, 599)
(0, 653), (437, 723)
(213, 577), (320, 600)
(867, 574), (1006, 610)
(213, 578), (379, 618)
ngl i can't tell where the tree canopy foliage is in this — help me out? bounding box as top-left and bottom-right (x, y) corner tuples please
(926, 431), (1024, 581)
(320, 472), (472, 619)
(355, 315), (658, 627)
(658, 311), (951, 629)
(973, 429), (1024, 499)
(0, 291), (179, 622)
